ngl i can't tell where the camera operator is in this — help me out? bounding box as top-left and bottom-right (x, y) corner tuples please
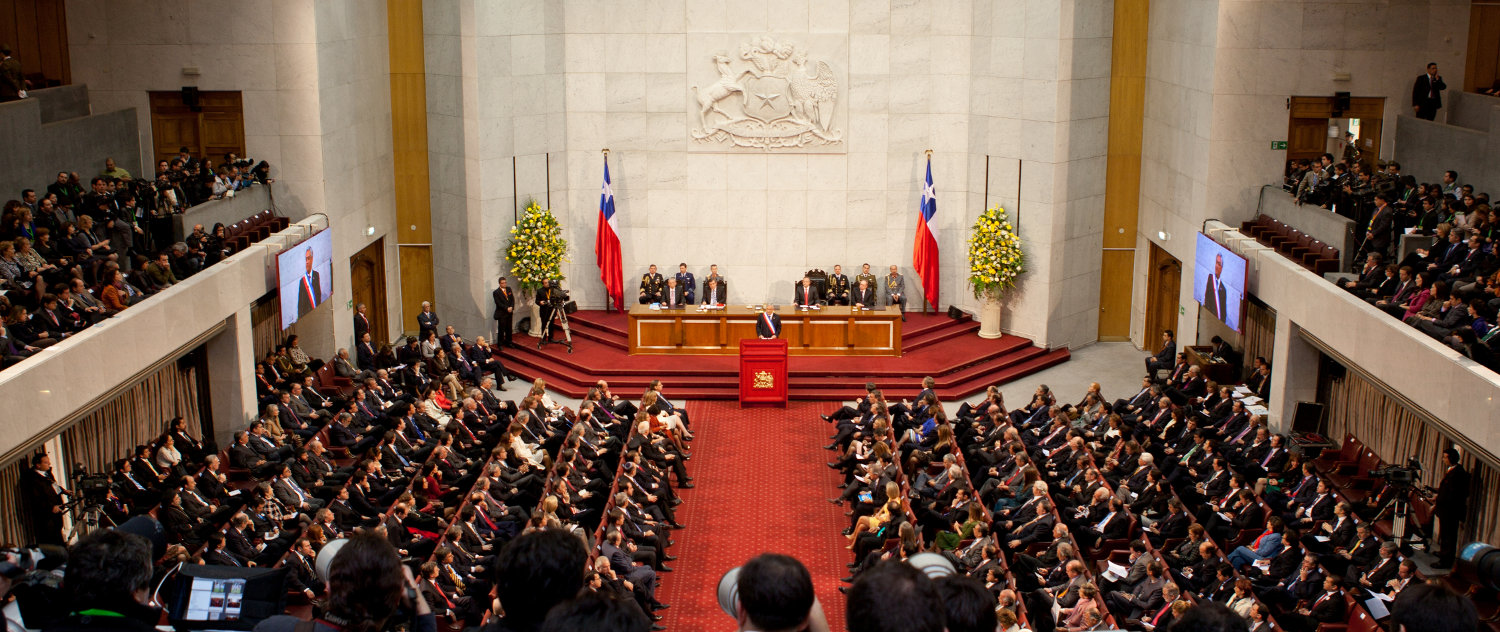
(42, 529), (156, 632)
(535, 279), (572, 353)
(730, 554), (829, 632)
(18, 455), (70, 546)
(1432, 448), (1469, 569)
(255, 533), (433, 632)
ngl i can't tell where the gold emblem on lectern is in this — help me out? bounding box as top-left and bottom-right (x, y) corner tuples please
(753, 371), (774, 389)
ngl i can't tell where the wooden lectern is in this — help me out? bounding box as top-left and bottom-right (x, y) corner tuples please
(739, 338), (788, 407)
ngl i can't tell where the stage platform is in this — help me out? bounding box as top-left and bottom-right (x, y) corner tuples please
(498, 309), (1069, 401)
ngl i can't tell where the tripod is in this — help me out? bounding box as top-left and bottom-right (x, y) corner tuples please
(537, 303), (573, 353)
(1373, 487), (1416, 541)
(65, 501), (112, 543)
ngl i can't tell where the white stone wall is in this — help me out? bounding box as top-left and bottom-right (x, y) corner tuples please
(1133, 0), (1468, 347)
(66, 0), (402, 354)
(429, 0), (1114, 350)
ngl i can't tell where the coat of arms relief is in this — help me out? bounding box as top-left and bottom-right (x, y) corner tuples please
(688, 36), (846, 152)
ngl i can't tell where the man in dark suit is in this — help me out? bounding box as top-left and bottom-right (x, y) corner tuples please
(19, 454), (68, 545)
(660, 278), (689, 308)
(353, 303), (371, 341)
(295, 247), (322, 318)
(1279, 576), (1346, 632)
(1360, 193), (1395, 259)
(1412, 62), (1447, 120)
(756, 304), (782, 339)
(492, 277), (515, 346)
(1204, 253), (1229, 322)
(1146, 330), (1175, 375)
(416, 301), (440, 339)
(793, 276), (820, 309)
(701, 278), (725, 306)
(826, 264), (851, 305)
(851, 279), (876, 310)
(1433, 447), (1470, 568)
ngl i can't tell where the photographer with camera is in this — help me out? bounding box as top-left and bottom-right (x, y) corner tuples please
(42, 529), (157, 632)
(255, 533), (433, 632)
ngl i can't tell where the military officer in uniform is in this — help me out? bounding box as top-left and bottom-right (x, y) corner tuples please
(638, 264), (664, 304)
(674, 263), (696, 304)
(827, 264), (851, 305)
(855, 263), (877, 294)
(886, 265), (906, 321)
(852, 279), (876, 310)
(704, 264), (726, 298)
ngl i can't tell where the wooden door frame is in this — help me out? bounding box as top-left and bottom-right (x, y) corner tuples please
(147, 90), (247, 166)
(351, 238), (388, 344)
(1286, 96), (1385, 173)
(1144, 242), (1181, 347)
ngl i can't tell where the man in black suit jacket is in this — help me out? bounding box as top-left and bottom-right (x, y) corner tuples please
(19, 454), (68, 545)
(756, 305), (782, 339)
(660, 278), (689, 308)
(793, 276), (820, 308)
(492, 277), (514, 346)
(1434, 448), (1470, 567)
(1361, 194), (1395, 259)
(1204, 253), (1229, 322)
(701, 278), (726, 306)
(1279, 577), (1345, 632)
(1146, 330), (1175, 374)
(295, 247), (322, 318)
(353, 303), (371, 340)
(851, 279), (876, 309)
(1412, 62), (1447, 120)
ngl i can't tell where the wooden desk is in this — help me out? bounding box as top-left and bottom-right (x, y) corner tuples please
(627, 305), (903, 356)
(1185, 345), (1237, 385)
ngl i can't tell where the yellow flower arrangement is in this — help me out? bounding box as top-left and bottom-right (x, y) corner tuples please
(967, 205), (1024, 300)
(505, 199), (570, 292)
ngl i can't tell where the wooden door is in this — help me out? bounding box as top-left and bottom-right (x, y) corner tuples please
(1144, 242), (1181, 346)
(148, 91), (246, 166)
(1287, 117), (1329, 164)
(0, 0), (71, 88)
(350, 238), (388, 344)
(1466, 4), (1500, 94)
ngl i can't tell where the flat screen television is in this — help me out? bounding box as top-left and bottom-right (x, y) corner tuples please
(276, 229), (333, 330)
(1193, 232), (1247, 332)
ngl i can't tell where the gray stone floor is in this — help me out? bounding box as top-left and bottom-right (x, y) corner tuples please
(990, 341), (1150, 410)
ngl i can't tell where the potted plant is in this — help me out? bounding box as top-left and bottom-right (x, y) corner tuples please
(505, 199), (569, 337)
(966, 205), (1024, 338)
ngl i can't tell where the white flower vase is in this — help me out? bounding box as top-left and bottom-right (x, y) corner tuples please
(527, 298), (543, 338)
(978, 296), (1004, 339)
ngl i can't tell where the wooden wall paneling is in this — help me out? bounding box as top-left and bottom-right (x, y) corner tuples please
(33, 0), (68, 85)
(1098, 0), (1149, 340)
(2, 0), (70, 87)
(388, 0), (432, 335)
(1144, 243), (1181, 344)
(1466, 5), (1500, 93)
(351, 238), (389, 343)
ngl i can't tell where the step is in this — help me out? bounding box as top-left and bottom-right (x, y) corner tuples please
(902, 320), (982, 351)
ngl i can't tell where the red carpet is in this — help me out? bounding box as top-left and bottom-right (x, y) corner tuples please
(655, 401), (851, 632)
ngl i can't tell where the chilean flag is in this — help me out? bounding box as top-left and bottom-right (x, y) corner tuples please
(595, 156), (624, 310)
(913, 156), (939, 311)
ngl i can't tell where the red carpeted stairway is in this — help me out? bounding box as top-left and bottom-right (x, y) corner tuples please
(498, 310), (1069, 401)
(654, 401), (852, 632)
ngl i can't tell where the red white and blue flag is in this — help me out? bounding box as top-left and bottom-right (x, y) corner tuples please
(595, 156), (624, 310)
(913, 156), (939, 310)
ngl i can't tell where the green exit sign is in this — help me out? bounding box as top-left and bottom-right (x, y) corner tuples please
(1271, 141), (1288, 150)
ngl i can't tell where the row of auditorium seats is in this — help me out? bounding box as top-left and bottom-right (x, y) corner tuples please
(1241, 215), (1342, 275)
(223, 210), (291, 255)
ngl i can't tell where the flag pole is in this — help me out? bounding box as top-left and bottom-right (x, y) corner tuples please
(925, 149), (933, 315)
(601, 148), (611, 313)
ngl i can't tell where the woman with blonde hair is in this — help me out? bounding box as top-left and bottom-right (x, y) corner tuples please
(847, 499), (901, 548)
(934, 502), (985, 551)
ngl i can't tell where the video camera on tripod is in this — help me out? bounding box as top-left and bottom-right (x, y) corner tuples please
(69, 466), (112, 507)
(1372, 457), (1424, 489)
